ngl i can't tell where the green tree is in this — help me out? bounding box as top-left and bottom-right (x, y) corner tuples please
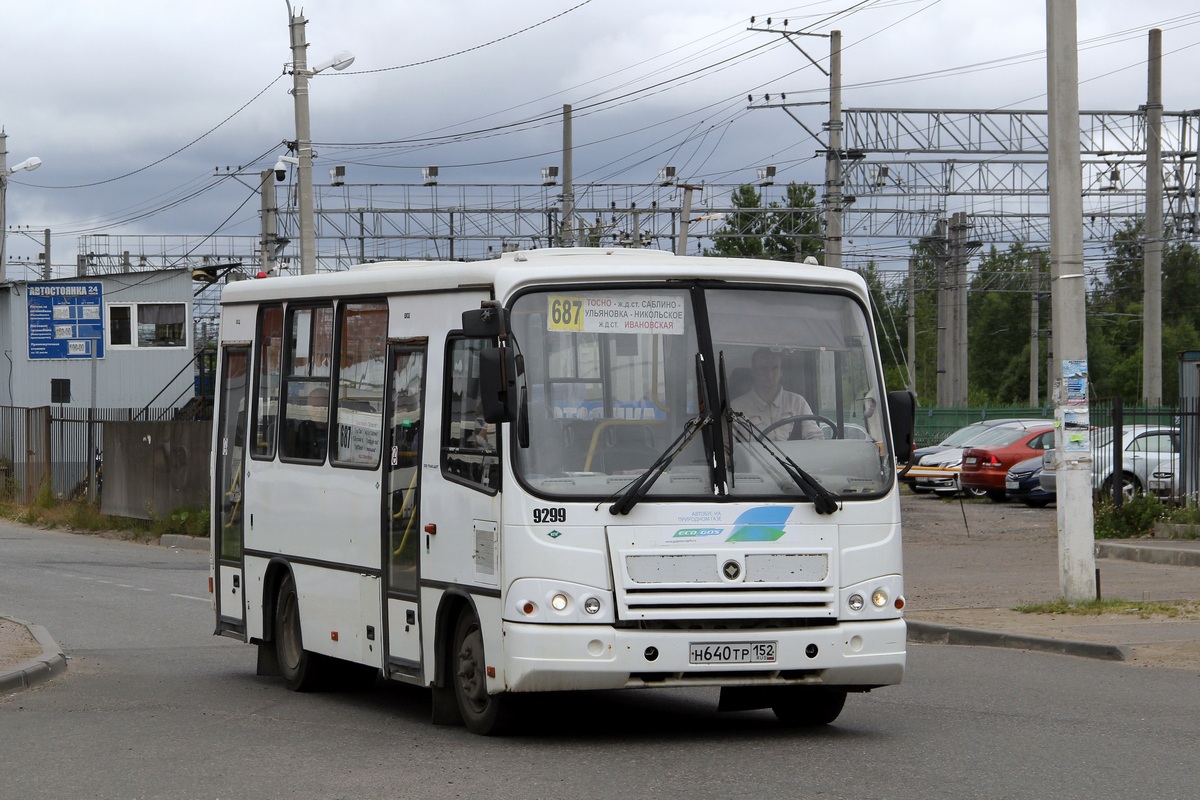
(1087, 219), (1200, 400)
(704, 182), (823, 262)
(705, 185), (767, 259)
(765, 182), (823, 263)
(858, 261), (912, 393)
(966, 243), (1049, 405)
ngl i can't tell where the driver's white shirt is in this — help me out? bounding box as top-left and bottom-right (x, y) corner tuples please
(732, 388), (822, 440)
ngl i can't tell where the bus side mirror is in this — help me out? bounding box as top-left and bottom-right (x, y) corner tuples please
(887, 390), (916, 464)
(462, 303), (509, 337)
(479, 347), (520, 423)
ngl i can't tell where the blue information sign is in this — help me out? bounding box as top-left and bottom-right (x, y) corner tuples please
(27, 282), (105, 360)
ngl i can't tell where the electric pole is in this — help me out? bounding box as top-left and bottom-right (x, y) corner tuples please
(825, 30), (843, 269)
(1046, 0), (1096, 602)
(1144, 28), (1163, 406)
(561, 104), (575, 247)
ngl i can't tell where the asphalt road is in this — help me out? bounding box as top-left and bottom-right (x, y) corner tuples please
(3, 518), (1199, 799)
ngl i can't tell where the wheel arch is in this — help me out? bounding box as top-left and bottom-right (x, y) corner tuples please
(432, 589), (477, 688)
(260, 558), (295, 643)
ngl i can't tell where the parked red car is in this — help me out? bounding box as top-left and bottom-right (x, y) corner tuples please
(960, 425), (1055, 502)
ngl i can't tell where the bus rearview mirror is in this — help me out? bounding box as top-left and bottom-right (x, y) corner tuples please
(479, 347), (519, 423)
(887, 390), (916, 464)
(462, 303), (510, 337)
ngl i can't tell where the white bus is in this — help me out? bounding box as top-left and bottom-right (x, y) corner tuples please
(210, 247), (915, 734)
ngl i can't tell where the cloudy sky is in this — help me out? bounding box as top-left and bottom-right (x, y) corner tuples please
(2, 0), (1198, 276)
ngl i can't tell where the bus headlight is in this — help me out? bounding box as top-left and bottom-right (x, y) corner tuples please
(505, 579), (615, 623)
(840, 576), (903, 620)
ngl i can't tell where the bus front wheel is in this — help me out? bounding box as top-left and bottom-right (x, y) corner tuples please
(771, 687), (847, 727)
(275, 573), (328, 692)
(452, 608), (513, 735)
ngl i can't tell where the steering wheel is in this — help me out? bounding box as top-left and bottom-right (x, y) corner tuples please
(760, 414), (838, 440)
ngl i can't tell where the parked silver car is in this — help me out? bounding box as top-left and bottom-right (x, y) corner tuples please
(1040, 425), (1180, 500)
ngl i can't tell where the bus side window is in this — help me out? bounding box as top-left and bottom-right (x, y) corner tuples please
(332, 300), (388, 468)
(441, 336), (499, 492)
(280, 304), (333, 463)
(251, 304), (284, 459)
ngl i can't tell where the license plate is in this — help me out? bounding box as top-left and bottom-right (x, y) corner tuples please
(966, 456), (977, 465)
(689, 641), (777, 664)
(1005, 480), (1019, 490)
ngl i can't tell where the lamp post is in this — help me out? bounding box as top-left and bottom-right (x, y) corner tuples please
(0, 130), (43, 283)
(287, 6), (353, 275)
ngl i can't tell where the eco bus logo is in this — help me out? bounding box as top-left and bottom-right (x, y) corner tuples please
(672, 527), (724, 539)
(726, 507), (792, 542)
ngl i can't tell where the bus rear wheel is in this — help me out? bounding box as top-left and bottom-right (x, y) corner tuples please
(452, 608), (513, 735)
(771, 688), (847, 727)
(275, 573), (328, 692)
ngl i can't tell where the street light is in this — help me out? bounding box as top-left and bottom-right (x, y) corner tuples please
(287, 4), (354, 274)
(0, 130), (43, 283)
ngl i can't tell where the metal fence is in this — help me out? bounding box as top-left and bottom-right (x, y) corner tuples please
(0, 406), (179, 504)
(913, 406), (1054, 448)
(1090, 398), (1200, 506)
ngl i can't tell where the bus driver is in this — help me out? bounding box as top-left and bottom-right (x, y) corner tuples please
(731, 348), (824, 441)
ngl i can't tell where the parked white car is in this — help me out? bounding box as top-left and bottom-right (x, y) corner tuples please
(1040, 425), (1180, 500)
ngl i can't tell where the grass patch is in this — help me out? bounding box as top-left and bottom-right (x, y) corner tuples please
(1015, 598), (1200, 619)
(0, 497), (208, 543)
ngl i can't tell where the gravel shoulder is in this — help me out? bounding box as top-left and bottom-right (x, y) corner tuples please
(0, 617), (43, 671)
(901, 492), (1200, 672)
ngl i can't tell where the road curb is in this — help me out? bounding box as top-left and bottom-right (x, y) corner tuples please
(1096, 542), (1200, 569)
(0, 616), (68, 695)
(906, 620), (1130, 662)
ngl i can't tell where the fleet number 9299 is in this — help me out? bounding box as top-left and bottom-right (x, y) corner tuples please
(533, 507), (566, 524)
(689, 641), (777, 664)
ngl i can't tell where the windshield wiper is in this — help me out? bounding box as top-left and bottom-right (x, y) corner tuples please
(606, 415), (710, 516)
(727, 412), (840, 515)
(718, 352), (734, 487)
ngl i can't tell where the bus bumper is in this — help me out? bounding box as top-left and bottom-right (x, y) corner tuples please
(499, 618), (906, 693)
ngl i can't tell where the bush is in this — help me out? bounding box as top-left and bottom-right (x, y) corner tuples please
(151, 506), (210, 538)
(1093, 494), (1169, 539)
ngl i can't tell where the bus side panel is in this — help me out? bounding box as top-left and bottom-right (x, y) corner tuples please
(288, 563), (381, 666)
(244, 458), (382, 667)
(246, 459), (381, 568)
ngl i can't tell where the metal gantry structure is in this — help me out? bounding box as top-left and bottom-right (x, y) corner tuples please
(50, 103), (1199, 400)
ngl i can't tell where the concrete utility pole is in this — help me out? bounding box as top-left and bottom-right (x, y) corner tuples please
(289, 11), (317, 275)
(824, 30), (843, 269)
(907, 256), (917, 395)
(0, 132), (43, 283)
(1144, 28), (1163, 406)
(41, 228), (51, 280)
(1046, 0), (1096, 601)
(561, 104), (574, 247)
(675, 184), (702, 256)
(931, 219), (951, 406)
(1030, 255), (1041, 405)
(259, 170), (279, 276)
(286, 9), (353, 274)
(949, 212), (972, 406)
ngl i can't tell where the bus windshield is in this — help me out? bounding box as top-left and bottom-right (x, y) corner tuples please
(510, 285), (890, 501)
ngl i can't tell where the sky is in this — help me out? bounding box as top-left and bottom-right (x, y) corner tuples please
(2, 0), (1199, 278)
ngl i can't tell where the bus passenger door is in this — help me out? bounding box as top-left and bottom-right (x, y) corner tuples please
(382, 341), (427, 677)
(214, 346), (250, 638)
